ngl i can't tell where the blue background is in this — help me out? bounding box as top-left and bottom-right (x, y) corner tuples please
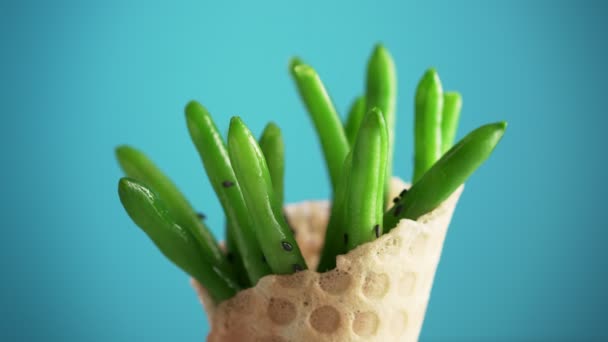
(1, 0), (606, 340)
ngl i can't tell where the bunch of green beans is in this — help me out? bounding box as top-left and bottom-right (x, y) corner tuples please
(116, 43), (506, 302)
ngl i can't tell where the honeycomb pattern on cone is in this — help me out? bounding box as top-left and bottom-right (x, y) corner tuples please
(193, 178), (463, 342)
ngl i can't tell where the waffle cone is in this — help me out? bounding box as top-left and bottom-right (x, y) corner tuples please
(192, 177), (463, 341)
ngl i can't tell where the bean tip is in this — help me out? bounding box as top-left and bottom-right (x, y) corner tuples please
(262, 122), (281, 137)
(291, 62), (315, 78)
(444, 91), (462, 102)
(370, 43), (393, 63)
(184, 99), (202, 113)
(289, 56), (305, 72)
(229, 116), (243, 126)
(115, 144), (134, 160)
(228, 116), (248, 140)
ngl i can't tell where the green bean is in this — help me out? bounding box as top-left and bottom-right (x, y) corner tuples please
(185, 101), (271, 285)
(317, 152), (352, 272)
(413, 68), (444, 182)
(259, 122), (285, 206)
(289, 58), (349, 191)
(115, 145), (233, 277)
(385, 122), (507, 231)
(227, 117), (307, 274)
(118, 178), (239, 302)
(365, 44), (397, 192)
(441, 92), (463, 153)
(344, 96), (366, 147)
(344, 108), (388, 251)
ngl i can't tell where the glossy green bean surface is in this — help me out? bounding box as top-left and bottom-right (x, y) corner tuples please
(413, 68), (444, 183)
(344, 108), (388, 251)
(290, 58), (349, 191)
(344, 96), (366, 147)
(118, 178), (239, 302)
(441, 92), (463, 153)
(186, 101), (271, 285)
(259, 122), (285, 206)
(385, 122), (507, 230)
(317, 152), (352, 272)
(115, 145), (232, 277)
(227, 117), (307, 274)
(366, 44), (397, 193)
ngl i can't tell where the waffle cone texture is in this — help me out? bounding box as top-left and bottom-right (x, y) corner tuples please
(192, 177), (463, 341)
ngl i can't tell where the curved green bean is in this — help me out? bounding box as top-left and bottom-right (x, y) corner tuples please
(227, 117), (307, 274)
(365, 44), (397, 193)
(118, 178), (239, 302)
(317, 152), (352, 272)
(385, 122), (507, 231)
(441, 92), (463, 153)
(259, 122), (285, 206)
(344, 108), (388, 251)
(289, 58), (349, 191)
(344, 96), (366, 147)
(413, 68), (444, 182)
(185, 101), (271, 285)
(115, 145), (233, 277)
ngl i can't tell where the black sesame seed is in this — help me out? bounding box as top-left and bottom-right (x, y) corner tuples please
(373, 224), (380, 238)
(400, 188), (408, 197)
(344, 233), (348, 245)
(394, 204), (403, 217)
(281, 241), (293, 251)
(197, 212), (206, 220)
(222, 180), (234, 188)
(293, 264), (303, 272)
(392, 197), (400, 204)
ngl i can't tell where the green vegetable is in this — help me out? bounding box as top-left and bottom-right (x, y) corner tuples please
(227, 117), (307, 274)
(259, 122), (285, 206)
(344, 108), (388, 251)
(185, 101), (271, 285)
(290, 58), (349, 191)
(441, 92), (463, 153)
(344, 96), (366, 147)
(116, 44), (508, 298)
(115, 145), (232, 277)
(365, 44), (397, 193)
(118, 178), (239, 302)
(385, 122), (507, 231)
(317, 152), (353, 272)
(413, 68), (444, 183)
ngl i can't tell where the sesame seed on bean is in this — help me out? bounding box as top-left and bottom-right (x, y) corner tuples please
(281, 241), (293, 251)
